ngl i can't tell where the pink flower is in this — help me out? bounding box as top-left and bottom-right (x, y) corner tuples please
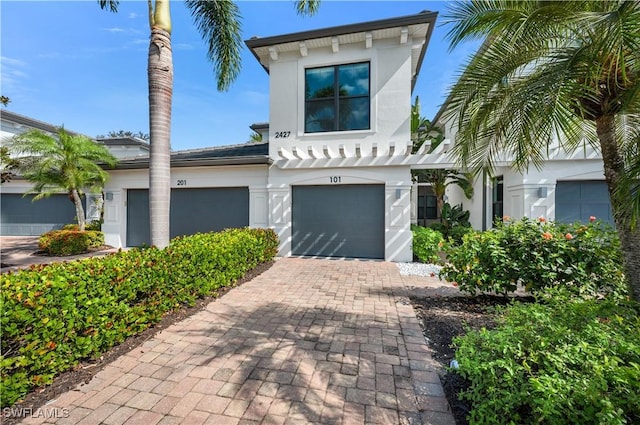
(503, 215), (511, 222)
(538, 217), (547, 223)
(451, 281), (458, 287)
(589, 216), (596, 222)
(565, 233), (573, 240)
(542, 232), (553, 240)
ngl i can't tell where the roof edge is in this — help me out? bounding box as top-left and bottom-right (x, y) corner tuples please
(112, 155), (272, 170)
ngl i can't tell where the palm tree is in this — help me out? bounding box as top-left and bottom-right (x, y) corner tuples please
(10, 128), (118, 231)
(413, 169), (474, 221)
(411, 96), (474, 219)
(443, 1), (640, 301)
(98, 0), (320, 247)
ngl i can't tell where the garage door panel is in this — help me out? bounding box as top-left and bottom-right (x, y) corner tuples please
(292, 185), (384, 259)
(170, 188), (249, 237)
(1, 194), (85, 236)
(126, 189), (151, 247)
(126, 188), (249, 247)
(556, 181), (613, 225)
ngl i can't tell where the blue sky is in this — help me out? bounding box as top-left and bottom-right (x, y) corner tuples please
(1, 1), (479, 151)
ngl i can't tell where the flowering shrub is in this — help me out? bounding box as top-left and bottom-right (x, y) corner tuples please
(0, 228), (278, 407)
(412, 225), (444, 263)
(454, 295), (640, 424)
(441, 217), (625, 297)
(38, 229), (104, 255)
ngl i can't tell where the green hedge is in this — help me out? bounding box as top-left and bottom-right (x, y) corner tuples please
(0, 228), (278, 407)
(454, 296), (640, 424)
(39, 229), (105, 256)
(412, 225), (444, 263)
(441, 218), (625, 297)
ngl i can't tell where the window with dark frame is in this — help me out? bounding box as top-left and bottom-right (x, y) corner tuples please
(492, 175), (504, 225)
(417, 186), (438, 223)
(305, 62), (370, 133)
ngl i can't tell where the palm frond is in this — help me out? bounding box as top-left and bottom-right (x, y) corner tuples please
(185, 0), (243, 92)
(97, 0), (119, 13)
(295, 0), (321, 16)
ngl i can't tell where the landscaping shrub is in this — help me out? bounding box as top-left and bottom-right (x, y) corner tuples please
(63, 220), (102, 231)
(429, 202), (473, 245)
(440, 217), (625, 297)
(453, 295), (640, 424)
(412, 225), (444, 263)
(38, 229), (105, 256)
(0, 227), (278, 407)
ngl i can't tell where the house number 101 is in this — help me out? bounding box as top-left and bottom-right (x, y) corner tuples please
(329, 176), (341, 183)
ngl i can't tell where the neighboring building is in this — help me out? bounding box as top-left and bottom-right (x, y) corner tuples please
(417, 96), (613, 231)
(102, 12), (439, 261)
(0, 110), (148, 235)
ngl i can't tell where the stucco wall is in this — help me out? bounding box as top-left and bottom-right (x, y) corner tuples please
(102, 165), (269, 248)
(267, 39), (412, 161)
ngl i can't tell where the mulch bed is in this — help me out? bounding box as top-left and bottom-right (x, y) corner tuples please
(2, 261), (274, 425)
(411, 295), (533, 425)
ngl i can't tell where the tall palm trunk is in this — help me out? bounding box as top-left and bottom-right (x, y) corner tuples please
(148, 1), (172, 248)
(70, 189), (86, 231)
(597, 115), (640, 301)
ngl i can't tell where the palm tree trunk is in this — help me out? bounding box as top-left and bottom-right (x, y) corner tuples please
(71, 189), (86, 231)
(597, 115), (640, 302)
(147, 25), (173, 248)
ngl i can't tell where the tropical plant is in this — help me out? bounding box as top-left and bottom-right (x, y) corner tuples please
(10, 128), (117, 231)
(442, 217), (626, 298)
(249, 132), (262, 143)
(430, 202), (473, 244)
(0, 95), (10, 106)
(414, 169), (475, 220)
(98, 0), (320, 248)
(96, 130), (150, 141)
(0, 146), (19, 184)
(443, 1), (640, 301)
(411, 97), (474, 219)
(453, 296), (640, 424)
(411, 96), (443, 153)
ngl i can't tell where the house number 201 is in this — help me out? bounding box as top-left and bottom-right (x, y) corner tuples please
(329, 176), (341, 183)
(177, 179), (187, 186)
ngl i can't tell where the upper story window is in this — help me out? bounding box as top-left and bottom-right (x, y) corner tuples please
(305, 62), (370, 133)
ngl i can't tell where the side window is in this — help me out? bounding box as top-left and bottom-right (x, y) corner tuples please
(492, 175), (504, 225)
(305, 62), (370, 133)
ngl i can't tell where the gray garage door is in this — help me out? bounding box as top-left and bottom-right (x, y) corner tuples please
(1, 194), (84, 236)
(127, 187), (249, 246)
(556, 181), (613, 225)
(292, 185), (385, 259)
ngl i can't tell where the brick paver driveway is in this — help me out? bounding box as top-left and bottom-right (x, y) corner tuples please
(22, 258), (455, 425)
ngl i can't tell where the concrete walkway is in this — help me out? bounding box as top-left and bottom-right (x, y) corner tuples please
(1, 236), (120, 272)
(19, 258), (455, 425)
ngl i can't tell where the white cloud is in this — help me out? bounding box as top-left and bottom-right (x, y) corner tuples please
(104, 27), (125, 33)
(0, 56), (30, 98)
(1, 56), (27, 68)
(128, 12), (138, 19)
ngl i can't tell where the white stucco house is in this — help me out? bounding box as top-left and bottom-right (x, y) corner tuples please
(4, 11), (611, 259)
(0, 110), (149, 235)
(100, 11), (441, 261)
(418, 92), (614, 231)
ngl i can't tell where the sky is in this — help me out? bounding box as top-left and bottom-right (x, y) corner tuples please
(1, 0), (479, 151)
